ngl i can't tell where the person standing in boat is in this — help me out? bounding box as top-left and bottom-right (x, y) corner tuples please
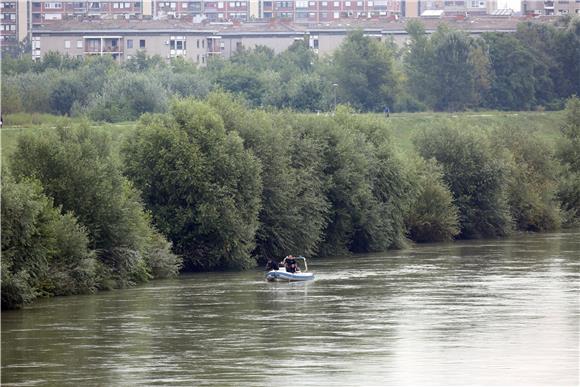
(281, 255), (300, 273)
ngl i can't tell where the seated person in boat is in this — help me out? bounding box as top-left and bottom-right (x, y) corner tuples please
(265, 259), (279, 271)
(281, 255), (300, 273)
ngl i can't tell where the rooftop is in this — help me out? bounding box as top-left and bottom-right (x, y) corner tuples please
(34, 16), (559, 35)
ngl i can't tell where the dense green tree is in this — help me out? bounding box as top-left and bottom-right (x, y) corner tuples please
(414, 124), (512, 238)
(49, 75), (88, 115)
(83, 70), (168, 122)
(0, 77), (23, 113)
(514, 22), (558, 107)
(553, 17), (580, 99)
(230, 45), (276, 71)
(493, 127), (561, 231)
(482, 32), (537, 110)
(34, 51), (83, 72)
(330, 30), (400, 111)
(404, 20), (432, 105)
(557, 97), (580, 225)
(212, 62), (266, 106)
(9, 123), (180, 287)
(1, 174), (95, 309)
(123, 50), (166, 72)
(293, 107), (410, 255)
(405, 157), (460, 242)
(207, 92), (330, 260)
(123, 99), (262, 270)
(428, 28), (478, 111)
(275, 40), (317, 76)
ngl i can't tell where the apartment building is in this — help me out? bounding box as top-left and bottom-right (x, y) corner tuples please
(31, 16), (524, 62)
(418, 0), (498, 16)
(1, 1), (29, 47)
(521, 0), (580, 15)
(1, 1), (503, 50)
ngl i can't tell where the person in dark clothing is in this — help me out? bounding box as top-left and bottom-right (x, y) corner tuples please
(265, 259), (279, 271)
(281, 255), (300, 273)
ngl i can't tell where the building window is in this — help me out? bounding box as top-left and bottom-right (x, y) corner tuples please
(197, 39), (200, 48)
(76, 40), (83, 48)
(127, 39), (133, 48)
(139, 39), (145, 48)
(170, 38), (186, 51)
(45, 2), (63, 9)
(64, 40), (71, 48)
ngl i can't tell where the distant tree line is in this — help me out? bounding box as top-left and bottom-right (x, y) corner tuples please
(2, 17), (579, 118)
(3, 93), (579, 309)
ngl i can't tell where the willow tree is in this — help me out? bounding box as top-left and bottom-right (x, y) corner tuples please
(557, 97), (580, 225)
(123, 99), (262, 270)
(10, 123), (179, 287)
(414, 124), (512, 239)
(206, 92), (329, 261)
(1, 175), (95, 309)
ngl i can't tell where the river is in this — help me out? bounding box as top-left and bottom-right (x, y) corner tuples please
(2, 230), (579, 386)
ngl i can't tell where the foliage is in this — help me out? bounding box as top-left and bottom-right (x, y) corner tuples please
(292, 107), (412, 255)
(3, 18), (578, 115)
(414, 124), (512, 238)
(123, 99), (262, 270)
(206, 92), (330, 261)
(329, 30), (400, 112)
(483, 32), (538, 110)
(123, 50), (166, 72)
(8, 123), (180, 290)
(1, 174), (96, 309)
(405, 26), (479, 111)
(82, 70), (168, 122)
(557, 97), (580, 225)
(492, 127), (561, 231)
(405, 156), (460, 242)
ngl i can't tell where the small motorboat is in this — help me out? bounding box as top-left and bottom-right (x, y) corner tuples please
(266, 256), (314, 282)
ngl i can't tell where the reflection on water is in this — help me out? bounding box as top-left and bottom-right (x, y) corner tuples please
(2, 231), (579, 386)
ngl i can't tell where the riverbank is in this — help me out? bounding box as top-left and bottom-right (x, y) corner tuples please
(0, 109), (565, 161)
(2, 100), (577, 310)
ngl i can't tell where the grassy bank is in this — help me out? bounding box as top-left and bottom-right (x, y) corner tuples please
(377, 110), (565, 151)
(1, 118), (136, 166)
(1, 110), (565, 162)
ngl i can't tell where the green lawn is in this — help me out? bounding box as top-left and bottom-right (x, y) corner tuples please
(379, 110), (565, 151)
(1, 120), (137, 166)
(1, 110), (564, 165)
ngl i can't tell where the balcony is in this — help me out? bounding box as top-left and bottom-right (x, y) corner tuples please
(206, 37), (222, 55)
(84, 37), (124, 59)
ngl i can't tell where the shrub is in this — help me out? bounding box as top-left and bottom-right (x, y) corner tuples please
(406, 156), (460, 242)
(414, 124), (512, 238)
(1, 175), (95, 309)
(123, 99), (262, 270)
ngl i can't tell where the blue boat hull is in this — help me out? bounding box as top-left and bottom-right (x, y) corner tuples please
(266, 270), (314, 282)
